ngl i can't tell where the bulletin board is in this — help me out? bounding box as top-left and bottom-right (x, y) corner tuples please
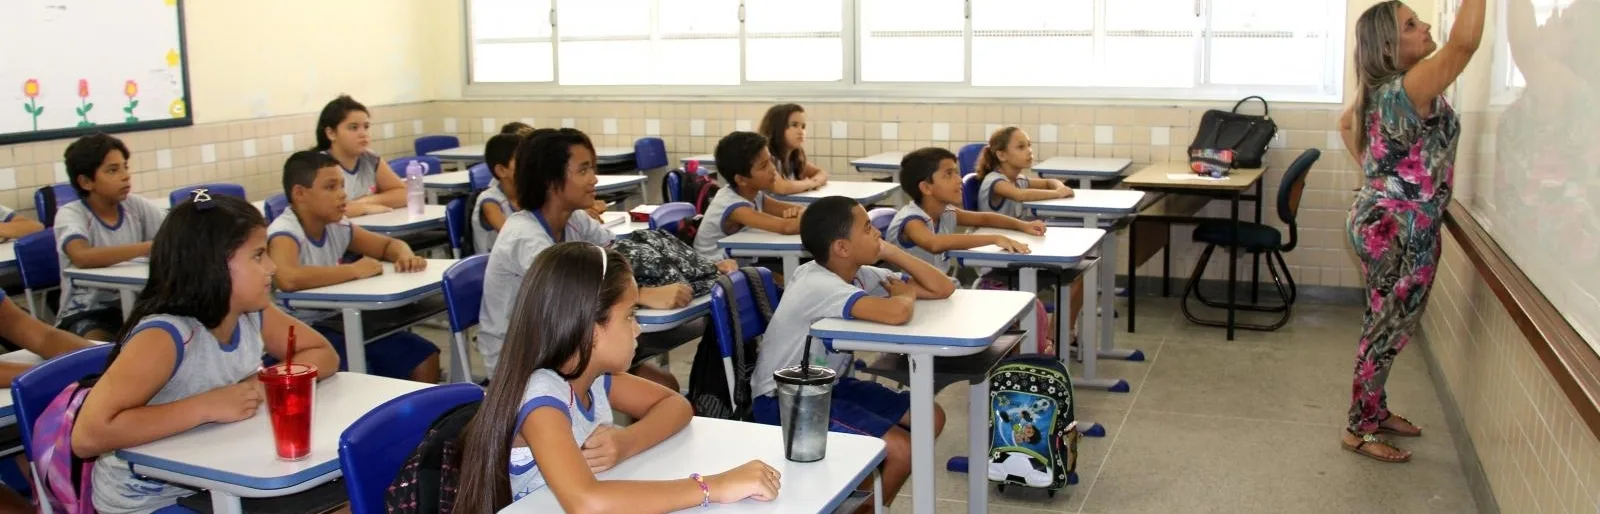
(0, 0), (194, 144)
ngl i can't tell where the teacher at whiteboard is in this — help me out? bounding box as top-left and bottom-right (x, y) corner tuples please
(1337, 0), (1484, 464)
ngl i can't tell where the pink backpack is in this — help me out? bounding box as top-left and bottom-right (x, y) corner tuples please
(29, 380), (99, 514)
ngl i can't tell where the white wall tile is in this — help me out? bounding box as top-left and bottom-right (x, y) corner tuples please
(242, 139), (257, 158)
(482, 118), (498, 134)
(645, 119), (661, 136)
(443, 118), (458, 134)
(521, 117), (537, 127)
(932, 122), (950, 141)
(736, 120), (753, 132)
(53, 163), (68, 183)
(0, 168), (15, 191)
(1150, 126), (1171, 146)
(985, 124), (1002, 138)
(603, 118), (619, 135)
(156, 149), (173, 170)
(690, 119), (707, 137)
(1094, 125), (1114, 145)
(831, 121), (848, 139)
(880, 122), (898, 140)
(201, 144), (217, 164)
(382, 123), (396, 139)
(561, 118), (576, 129)
(412, 120), (425, 135)
(281, 134), (297, 153)
(1038, 124), (1059, 143)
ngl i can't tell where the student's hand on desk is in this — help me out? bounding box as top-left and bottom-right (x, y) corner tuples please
(1021, 220), (1047, 236)
(715, 259), (739, 274)
(201, 380), (264, 423)
(780, 206), (802, 219)
(883, 274), (914, 299)
(351, 257), (385, 279)
(708, 460), (782, 503)
(993, 236), (1032, 254)
(345, 202), (391, 217)
(640, 284), (693, 309)
(587, 200), (608, 221)
(580, 424), (635, 473)
(393, 255), (428, 273)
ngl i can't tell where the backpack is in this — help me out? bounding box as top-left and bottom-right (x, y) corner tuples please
(384, 401), (482, 514)
(612, 230), (720, 297)
(667, 214), (704, 247)
(31, 379), (99, 514)
(671, 169), (720, 215)
(986, 355), (1080, 495)
(686, 268), (775, 421)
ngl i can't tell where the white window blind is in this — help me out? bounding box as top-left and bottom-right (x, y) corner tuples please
(858, 0), (966, 83)
(970, 0), (1093, 87)
(470, 0), (554, 83)
(744, 0), (844, 82)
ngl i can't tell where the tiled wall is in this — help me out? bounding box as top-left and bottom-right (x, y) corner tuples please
(1421, 231), (1600, 514)
(0, 103), (432, 215)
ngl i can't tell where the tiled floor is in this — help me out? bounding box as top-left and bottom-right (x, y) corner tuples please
(419, 295), (1481, 514)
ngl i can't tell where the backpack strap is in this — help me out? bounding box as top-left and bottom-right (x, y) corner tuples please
(741, 267), (775, 323)
(694, 182), (717, 214)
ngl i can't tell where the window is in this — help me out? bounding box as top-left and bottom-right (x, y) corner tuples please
(467, 0), (1347, 101)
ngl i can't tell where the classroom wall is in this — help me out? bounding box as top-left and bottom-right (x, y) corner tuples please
(1419, 231), (1600, 514)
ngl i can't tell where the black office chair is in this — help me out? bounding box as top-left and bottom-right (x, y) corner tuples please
(1180, 148), (1320, 331)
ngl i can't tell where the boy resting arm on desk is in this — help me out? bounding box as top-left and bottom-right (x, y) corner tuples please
(55, 134), (168, 340)
(889, 147), (1047, 269)
(751, 196), (954, 512)
(692, 131), (805, 262)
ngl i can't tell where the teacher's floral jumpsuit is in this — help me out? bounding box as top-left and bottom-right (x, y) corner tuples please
(1347, 76), (1460, 435)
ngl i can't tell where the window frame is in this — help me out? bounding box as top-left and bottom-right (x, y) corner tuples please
(462, 0), (1348, 104)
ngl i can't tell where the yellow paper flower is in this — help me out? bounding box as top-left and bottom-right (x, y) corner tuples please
(164, 0), (175, 5)
(124, 80), (139, 98)
(23, 79), (39, 98)
(168, 98), (186, 118)
(166, 49), (180, 68)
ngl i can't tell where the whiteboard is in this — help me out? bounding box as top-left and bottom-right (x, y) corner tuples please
(0, 0), (194, 145)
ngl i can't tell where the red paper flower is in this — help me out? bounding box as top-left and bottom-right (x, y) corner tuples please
(23, 79), (40, 99)
(78, 79), (90, 98)
(124, 80), (138, 98)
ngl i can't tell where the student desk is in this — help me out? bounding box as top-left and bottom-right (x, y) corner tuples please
(116, 373), (431, 514)
(1024, 189), (1149, 379)
(1032, 157), (1133, 189)
(423, 170), (473, 203)
(0, 242), (15, 274)
(426, 144), (485, 162)
(1120, 162), (1267, 340)
(603, 211), (646, 237)
(717, 231), (806, 277)
(275, 259), (455, 374)
(638, 295), (712, 334)
(815, 289), (1034, 514)
(597, 174), (650, 209)
(596, 146), (637, 166)
(349, 204), (448, 238)
(499, 417), (888, 514)
(775, 181), (899, 206)
(0, 350), (44, 429)
(62, 261), (149, 318)
(850, 151), (906, 176)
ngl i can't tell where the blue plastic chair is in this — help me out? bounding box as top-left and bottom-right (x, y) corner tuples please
(664, 170), (683, 203)
(441, 255), (488, 384)
(338, 383), (483, 514)
(32, 183), (79, 227)
(468, 163), (493, 191)
(961, 173), (981, 211)
(708, 268), (782, 407)
(15, 229), (60, 322)
(444, 198), (468, 259)
(264, 193), (289, 223)
(389, 156), (442, 177)
(12, 345), (114, 463)
(647, 202), (696, 233)
(633, 137), (668, 172)
(868, 207), (895, 238)
(168, 183), (246, 207)
(958, 143), (984, 177)
(413, 136), (460, 158)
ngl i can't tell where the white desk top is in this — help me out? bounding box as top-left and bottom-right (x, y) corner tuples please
(426, 144), (485, 160)
(117, 373), (431, 491)
(813, 289), (1035, 350)
(596, 174), (647, 194)
(1025, 189), (1147, 217)
(776, 181), (899, 204)
(849, 152), (906, 171)
(423, 170), (473, 189)
(595, 146), (635, 164)
(0, 242), (15, 269)
(0, 350), (45, 418)
(636, 295), (712, 327)
(349, 204), (448, 234)
(1032, 157), (1133, 178)
(946, 226), (1104, 266)
(276, 259), (455, 305)
(717, 230), (804, 252)
(500, 417), (886, 514)
(62, 260), (150, 287)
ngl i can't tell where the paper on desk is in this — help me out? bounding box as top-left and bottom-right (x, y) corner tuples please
(1167, 174), (1228, 181)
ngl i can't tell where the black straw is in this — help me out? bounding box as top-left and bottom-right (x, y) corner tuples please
(784, 335), (815, 459)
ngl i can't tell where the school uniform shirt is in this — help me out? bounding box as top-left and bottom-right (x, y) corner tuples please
(692, 187), (766, 261)
(478, 210), (613, 373)
(327, 150), (383, 201)
(0, 204), (16, 243)
(751, 261), (897, 398)
(470, 178), (513, 254)
(508, 369), (614, 501)
(266, 208), (354, 324)
(54, 196), (166, 319)
(91, 312), (267, 514)
(887, 203), (959, 271)
(979, 172), (1031, 219)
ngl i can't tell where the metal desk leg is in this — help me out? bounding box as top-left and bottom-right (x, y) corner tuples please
(1095, 219), (1144, 364)
(211, 492), (244, 514)
(1227, 193), (1240, 341)
(1127, 215), (1137, 333)
(967, 377), (989, 514)
(781, 256), (799, 279)
(342, 308), (369, 373)
(874, 471), (885, 514)
(907, 354), (936, 514)
(1073, 250), (1128, 392)
(1251, 180), (1264, 304)
(426, 190), (440, 204)
(119, 289), (135, 319)
(1018, 268), (1039, 353)
(450, 332), (473, 383)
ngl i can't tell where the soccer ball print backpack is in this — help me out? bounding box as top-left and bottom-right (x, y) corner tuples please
(987, 355), (1081, 496)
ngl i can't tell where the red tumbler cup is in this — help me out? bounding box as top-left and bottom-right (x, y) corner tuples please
(259, 363), (317, 461)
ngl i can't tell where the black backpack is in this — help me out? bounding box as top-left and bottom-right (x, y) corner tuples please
(686, 268), (775, 421)
(664, 168), (720, 215)
(384, 401), (481, 514)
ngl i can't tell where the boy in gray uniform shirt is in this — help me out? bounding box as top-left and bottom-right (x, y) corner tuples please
(54, 134), (168, 340)
(888, 147), (1041, 273)
(267, 151), (441, 383)
(692, 131), (804, 262)
(749, 196), (957, 508)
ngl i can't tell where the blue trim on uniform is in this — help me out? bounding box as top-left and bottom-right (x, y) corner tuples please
(891, 215), (930, 249)
(718, 201), (753, 237)
(127, 320), (186, 380)
(840, 291), (867, 320)
(603, 373), (613, 395)
(514, 396), (569, 435)
(92, 204), (127, 231)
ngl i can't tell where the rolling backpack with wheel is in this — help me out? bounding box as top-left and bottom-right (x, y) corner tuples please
(986, 355), (1080, 496)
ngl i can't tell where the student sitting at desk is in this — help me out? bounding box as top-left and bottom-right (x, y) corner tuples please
(0, 203), (44, 243)
(691, 131), (804, 263)
(72, 193), (341, 514)
(455, 242), (779, 513)
(55, 134), (168, 340)
(753, 196), (954, 511)
(472, 133), (524, 253)
(758, 103), (829, 195)
(267, 151), (442, 383)
(313, 95), (405, 217)
(478, 129), (685, 389)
